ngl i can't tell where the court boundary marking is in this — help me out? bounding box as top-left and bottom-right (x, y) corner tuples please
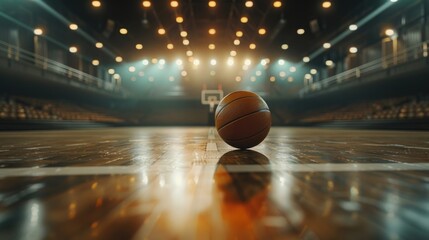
(0, 163), (428, 177)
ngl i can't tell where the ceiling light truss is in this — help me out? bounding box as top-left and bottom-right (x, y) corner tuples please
(137, 0), (288, 61)
(147, 2), (176, 53)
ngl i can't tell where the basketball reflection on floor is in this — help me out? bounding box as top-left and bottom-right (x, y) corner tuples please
(214, 150), (273, 238)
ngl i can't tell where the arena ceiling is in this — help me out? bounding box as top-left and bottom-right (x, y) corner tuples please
(42, 0), (382, 64)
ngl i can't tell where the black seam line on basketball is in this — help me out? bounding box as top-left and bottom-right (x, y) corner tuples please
(215, 96), (256, 120)
(218, 109), (270, 132)
(224, 123), (271, 142)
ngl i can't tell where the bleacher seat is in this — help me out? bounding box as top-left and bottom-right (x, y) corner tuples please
(0, 95), (124, 124)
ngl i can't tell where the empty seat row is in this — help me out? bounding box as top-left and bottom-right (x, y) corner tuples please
(300, 96), (429, 123)
(0, 96), (124, 123)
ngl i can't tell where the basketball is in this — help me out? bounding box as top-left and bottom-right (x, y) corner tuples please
(215, 91), (271, 149)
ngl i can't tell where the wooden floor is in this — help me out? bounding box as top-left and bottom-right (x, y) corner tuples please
(0, 127), (428, 239)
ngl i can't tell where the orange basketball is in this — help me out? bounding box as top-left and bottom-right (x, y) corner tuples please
(215, 91), (271, 149)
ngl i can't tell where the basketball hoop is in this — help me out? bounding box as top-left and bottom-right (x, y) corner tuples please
(201, 90), (223, 113)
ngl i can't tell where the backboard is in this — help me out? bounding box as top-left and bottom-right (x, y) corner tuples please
(201, 90), (224, 112)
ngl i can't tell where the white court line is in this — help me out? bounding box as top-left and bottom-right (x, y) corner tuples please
(206, 128), (217, 151)
(224, 163), (429, 173)
(0, 163), (428, 177)
(24, 146), (52, 150)
(206, 143), (218, 151)
(207, 127), (216, 140)
(208, 132), (215, 140)
(65, 143), (88, 147)
(362, 143), (429, 150)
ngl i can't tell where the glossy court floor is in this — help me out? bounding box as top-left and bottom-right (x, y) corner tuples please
(0, 127), (428, 240)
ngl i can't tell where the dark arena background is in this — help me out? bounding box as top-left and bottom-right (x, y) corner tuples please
(1, 0), (429, 239)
